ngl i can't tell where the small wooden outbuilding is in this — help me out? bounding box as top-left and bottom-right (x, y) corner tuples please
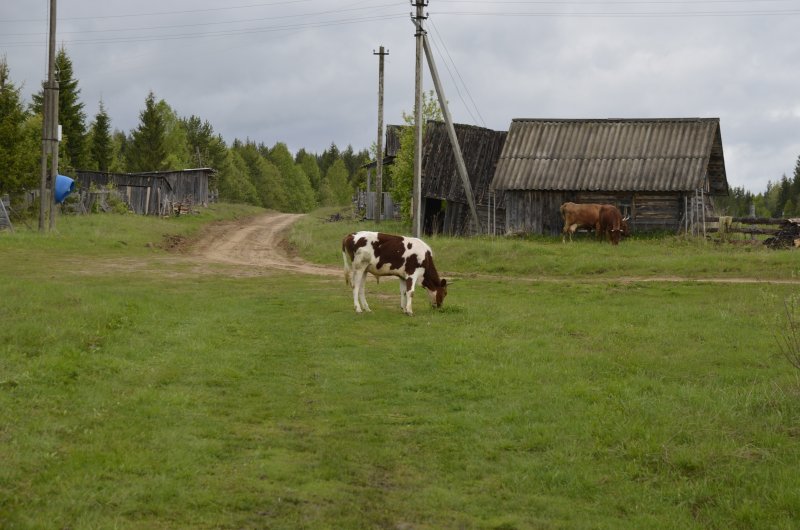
(75, 168), (213, 216)
(490, 118), (729, 235)
(421, 121), (507, 236)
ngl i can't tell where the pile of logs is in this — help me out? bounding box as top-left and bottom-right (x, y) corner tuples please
(764, 219), (800, 249)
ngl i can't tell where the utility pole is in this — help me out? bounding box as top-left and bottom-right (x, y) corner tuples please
(411, 1), (427, 237)
(373, 46), (389, 223)
(422, 33), (481, 232)
(39, 0), (59, 231)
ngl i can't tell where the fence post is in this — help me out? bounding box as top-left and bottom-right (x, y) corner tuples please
(749, 204), (756, 242)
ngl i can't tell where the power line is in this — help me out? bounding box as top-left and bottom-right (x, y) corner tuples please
(1, 3), (403, 36)
(428, 20), (486, 128)
(0, 14), (408, 47)
(0, 0), (318, 23)
(430, 9), (800, 17)
(436, 0), (800, 5)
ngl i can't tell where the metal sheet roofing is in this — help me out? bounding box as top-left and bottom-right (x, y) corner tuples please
(491, 118), (728, 194)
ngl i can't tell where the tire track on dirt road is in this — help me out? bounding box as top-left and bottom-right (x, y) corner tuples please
(190, 211), (340, 277)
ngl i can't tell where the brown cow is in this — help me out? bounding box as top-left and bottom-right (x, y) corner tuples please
(560, 202), (603, 242)
(598, 204), (630, 245)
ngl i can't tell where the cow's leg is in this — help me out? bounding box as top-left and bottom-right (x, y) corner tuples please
(403, 277), (415, 315)
(352, 268), (363, 313)
(399, 279), (408, 311)
(352, 267), (368, 313)
(567, 224), (577, 242)
(358, 270), (371, 312)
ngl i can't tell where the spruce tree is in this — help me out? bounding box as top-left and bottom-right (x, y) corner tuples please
(0, 57), (37, 193)
(89, 101), (112, 172)
(31, 47), (88, 173)
(127, 91), (168, 172)
(181, 115), (229, 193)
(791, 155), (800, 213)
(317, 143), (340, 178)
(296, 150), (322, 194)
(777, 175), (792, 217)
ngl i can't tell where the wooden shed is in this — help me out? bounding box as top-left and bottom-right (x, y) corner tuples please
(491, 118), (729, 235)
(75, 168), (212, 216)
(421, 121), (507, 236)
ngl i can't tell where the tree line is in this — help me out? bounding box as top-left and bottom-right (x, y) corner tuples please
(716, 159), (800, 219)
(0, 49), (368, 212)
(3, 48), (800, 220)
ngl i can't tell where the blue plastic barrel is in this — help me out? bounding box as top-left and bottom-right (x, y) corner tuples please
(55, 174), (75, 203)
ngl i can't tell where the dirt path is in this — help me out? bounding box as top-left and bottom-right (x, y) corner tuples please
(189, 211), (339, 277)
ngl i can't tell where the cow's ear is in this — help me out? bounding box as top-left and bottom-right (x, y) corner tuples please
(440, 278), (447, 287)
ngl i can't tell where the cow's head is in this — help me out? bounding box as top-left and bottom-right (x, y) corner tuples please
(621, 215), (630, 236)
(427, 278), (448, 308)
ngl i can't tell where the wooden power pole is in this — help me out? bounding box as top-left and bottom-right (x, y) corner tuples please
(422, 33), (481, 232)
(409, 1), (481, 234)
(39, 0), (59, 232)
(374, 46), (389, 223)
(411, 1), (427, 238)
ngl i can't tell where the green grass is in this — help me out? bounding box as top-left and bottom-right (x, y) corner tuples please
(289, 214), (800, 281)
(2, 206), (800, 529)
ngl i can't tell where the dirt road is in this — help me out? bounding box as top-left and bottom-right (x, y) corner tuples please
(189, 211), (339, 277)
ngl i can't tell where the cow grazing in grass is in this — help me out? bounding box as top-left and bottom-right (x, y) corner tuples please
(598, 204), (629, 245)
(342, 231), (447, 315)
(560, 202), (603, 242)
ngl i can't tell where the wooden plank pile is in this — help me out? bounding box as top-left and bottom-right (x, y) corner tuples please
(764, 219), (800, 249)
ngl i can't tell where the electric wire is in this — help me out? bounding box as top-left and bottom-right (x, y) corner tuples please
(428, 20), (487, 127)
(1, 3), (402, 37)
(0, 13), (408, 47)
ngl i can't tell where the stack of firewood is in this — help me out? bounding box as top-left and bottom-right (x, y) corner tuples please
(764, 219), (800, 249)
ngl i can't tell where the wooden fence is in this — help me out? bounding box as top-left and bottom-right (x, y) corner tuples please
(706, 216), (786, 236)
(705, 216), (800, 248)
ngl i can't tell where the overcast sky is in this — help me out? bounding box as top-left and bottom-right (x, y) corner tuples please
(2, 0), (799, 193)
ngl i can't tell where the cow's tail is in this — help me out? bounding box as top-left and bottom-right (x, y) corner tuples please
(342, 233), (354, 287)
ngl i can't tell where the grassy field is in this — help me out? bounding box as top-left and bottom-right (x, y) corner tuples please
(2, 205), (800, 529)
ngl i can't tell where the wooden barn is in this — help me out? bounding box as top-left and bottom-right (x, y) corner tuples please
(420, 121), (507, 236)
(490, 118), (729, 235)
(75, 168), (213, 216)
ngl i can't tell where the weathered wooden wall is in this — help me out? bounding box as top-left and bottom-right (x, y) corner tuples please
(426, 200), (506, 236)
(503, 191), (568, 235)
(421, 122), (507, 236)
(504, 190), (708, 235)
(75, 169), (211, 216)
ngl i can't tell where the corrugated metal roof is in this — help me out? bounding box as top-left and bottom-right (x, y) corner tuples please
(491, 118), (728, 194)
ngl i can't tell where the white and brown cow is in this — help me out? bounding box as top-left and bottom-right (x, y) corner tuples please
(342, 231), (447, 315)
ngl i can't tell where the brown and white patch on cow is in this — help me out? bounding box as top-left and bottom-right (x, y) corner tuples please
(341, 231), (447, 315)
